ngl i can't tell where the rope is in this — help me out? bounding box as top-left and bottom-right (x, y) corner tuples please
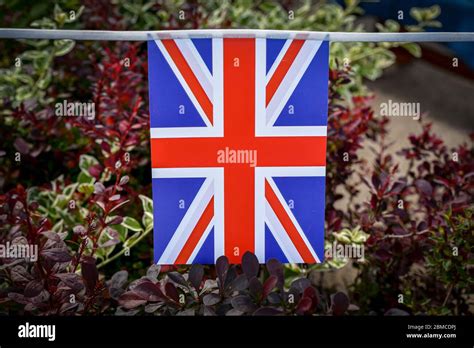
(0, 29), (473, 42)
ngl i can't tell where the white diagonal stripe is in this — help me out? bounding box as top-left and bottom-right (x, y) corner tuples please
(186, 217), (214, 263)
(175, 39), (213, 103)
(155, 39), (212, 127)
(266, 176), (321, 263)
(265, 200), (303, 263)
(158, 177), (214, 264)
(265, 39), (292, 83)
(266, 40), (322, 126)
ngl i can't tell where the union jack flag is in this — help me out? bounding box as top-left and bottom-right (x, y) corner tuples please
(148, 36), (328, 264)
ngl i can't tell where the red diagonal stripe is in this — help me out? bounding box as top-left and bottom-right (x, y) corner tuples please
(161, 39), (213, 125)
(265, 180), (316, 263)
(174, 197), (214, 264)
(266, 40), (305, 106)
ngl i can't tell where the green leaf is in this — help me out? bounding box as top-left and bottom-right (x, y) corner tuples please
(115, 224), (128, 243)
(402, 43), (422, 58)
(63, 183), (78, 200)
(54, 4), (65, 23)
(54, 39), (75, 57)
(122, 217), (142, 232)
(52, 220), (64, 233)
(21, 50), (49, 61)
(142, 211), (153, 231)
(124, 231), (142, 248)
(16, 85), (34, 101)
(15, 74), (35, 86)
(410, 8), (424, 22)
(425, 5), (441, 20)
(78, 183), (95, 195)
(139, 194), (153, 215)
(423, 20), (442, 28)
(30, 18), (56, 29)
(37, 71), (52, 90)
(384, 19), (400, 32)
(33, 53), (51, 72)
(78, 171), (94, 184)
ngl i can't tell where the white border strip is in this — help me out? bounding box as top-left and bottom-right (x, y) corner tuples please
(0, 29), (473, 42)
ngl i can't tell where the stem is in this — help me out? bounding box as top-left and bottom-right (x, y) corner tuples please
(97, 227), (151, 269)
(442, 283), (454, 307)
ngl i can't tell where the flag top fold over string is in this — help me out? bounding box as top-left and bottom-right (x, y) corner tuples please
(0, 29), (474, 42)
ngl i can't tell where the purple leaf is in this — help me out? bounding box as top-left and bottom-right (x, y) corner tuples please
(248, 277), (263, 300)
(167, 272), (188, 288)
(216, 255), (229, 288)
(146, 264), (161, 282)
(133, 280), (165, 301)
(203, 293), (221, 306)
(109, 270), (128, 290)
(165, 282), (179, 303)
(303, 286), (320, 308)
(253, 307), (283, 316)
(266, 258), (284, 289)
(229, 274), (249, 292)
(41, 231), (61, 242)
(93, 182), (105, 194)
(296, 297), (312, 314)
(24, 280), (44, 298)
(10, 265), (33, 283)
(55, 273), (84, 292)
(332, 292), (350, 316)
(242, 251), (259, 279)
(73, 225), (86, 235)
(290, 278), (311, 293)
(231, 295), (257, 313)
(262, 275), (278, 299)
(415, 179), (433, 196)
(81, 256), (98, 292)
(41, 248), (72, 262)
(203, 306), (217, 316)
(13, 137), (31, 154)
(119, 292), (147, 309)
(385, 308), (410, 316)
(188, 264), (204, 290)
(107, 216), (123, 225)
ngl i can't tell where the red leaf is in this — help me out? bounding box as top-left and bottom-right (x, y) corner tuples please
(262, 275), (278, 299)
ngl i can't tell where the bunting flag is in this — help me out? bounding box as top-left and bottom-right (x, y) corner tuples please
(148, 36), (328, 264)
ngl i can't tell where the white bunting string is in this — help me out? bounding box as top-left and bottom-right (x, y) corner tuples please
(0, 29), (473, 42)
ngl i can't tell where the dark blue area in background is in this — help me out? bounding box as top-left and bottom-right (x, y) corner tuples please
(336, 0), (474, 69)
